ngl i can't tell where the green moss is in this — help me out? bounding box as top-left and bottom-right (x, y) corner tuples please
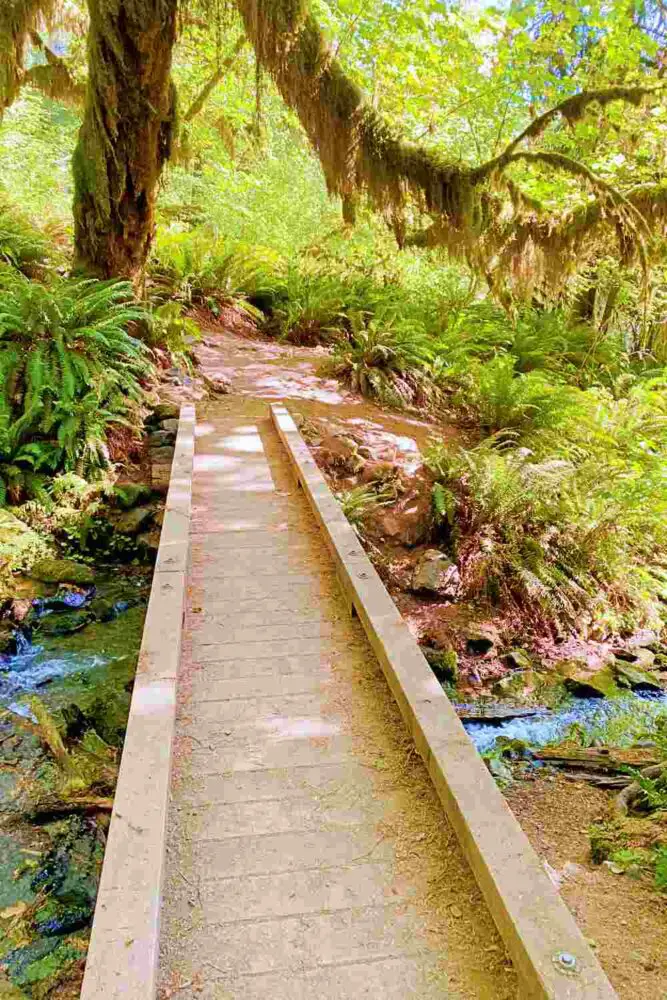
(29, 559), (95, 586)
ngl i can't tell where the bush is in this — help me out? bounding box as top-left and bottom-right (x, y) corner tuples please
(149, 227), (281, 315)
(321, 305), (439, 407)
(426, 428), (667, 629)
(0, 201), (52, 274)
(0, 275), (152, 501)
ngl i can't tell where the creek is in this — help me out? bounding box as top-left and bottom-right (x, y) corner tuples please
(462, 691), (667, 754)
(0, 573), (148, 998)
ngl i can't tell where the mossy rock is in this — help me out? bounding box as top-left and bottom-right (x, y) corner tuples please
(113, 484), (152, 510)
(29, 560), (94, 586)
(501, 648), (532, 671)
(150, 402), (179, 422)
(614, 661), (664, 693)
(422, 646), (458, 683)
(34, 611), (94, 639)
(112, 506), (154, 536)
(560, 660), (620, 699)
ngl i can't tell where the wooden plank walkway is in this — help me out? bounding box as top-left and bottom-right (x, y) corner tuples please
(158, 398), (516, 1000)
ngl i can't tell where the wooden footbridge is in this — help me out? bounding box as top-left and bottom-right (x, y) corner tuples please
(80, 398), (618, 1000)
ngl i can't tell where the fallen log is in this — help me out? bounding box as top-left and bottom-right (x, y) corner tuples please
(533, 745), (661, 772)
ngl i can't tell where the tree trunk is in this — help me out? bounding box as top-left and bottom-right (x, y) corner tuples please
(72, 0), (178, 281)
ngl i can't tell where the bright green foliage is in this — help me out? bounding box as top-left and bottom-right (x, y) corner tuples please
(456, 356), (583, 435)
(337, 482), (395, 527)
(150, 227), (280, 315)
(146, 301), (202, 370)
(425, 421), (667, 628)
(323, 306), (436, 406)
(0, 199), (51, 272)
(0, 274), (152, 501)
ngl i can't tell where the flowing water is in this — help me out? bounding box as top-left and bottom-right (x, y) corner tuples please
(0, 574), (148, 997)
(462, 691), (667, 754)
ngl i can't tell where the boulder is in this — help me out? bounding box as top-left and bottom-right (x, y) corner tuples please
(89, 598), (117, 623)
(202, 374), (231, 395)
(149, 446), (175, 464)
(113, 483), (152, 510)
(137, 530), (161, 553)
(147, 429), (176, 448)
(29, 558), (94, 586)
(150, 402), (179, 421)
(318, 434), (364, 474)
(0, 622), (16, 655)
(0, 510), (50, 573)
(159, 418), (180, 434)
(614, 661), (664, 693)
(151, 463), (172, 496)
(35, 610), (94, 638)
(421, 645), (458, 683)
(465, 624), (501, 657)
(411, 549), (461, 598)
(559, 660), (620, 698)
(614, 648), (656, 671)
(501, 648), (532, 671)
(112, 506), (154, 536)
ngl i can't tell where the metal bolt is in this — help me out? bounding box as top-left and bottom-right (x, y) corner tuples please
(554, 951), (578, 974)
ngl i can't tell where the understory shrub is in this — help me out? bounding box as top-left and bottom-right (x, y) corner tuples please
(426, 424), (667, 630)
(0, 274), (152, 502)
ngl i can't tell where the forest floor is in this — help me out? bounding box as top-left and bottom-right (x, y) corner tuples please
(187, 318), (667, 999)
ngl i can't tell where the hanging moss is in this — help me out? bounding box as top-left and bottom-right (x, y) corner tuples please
(72, 0), (179, 281)
(237, 0), (667, 301)
(0, 0), (55, 118)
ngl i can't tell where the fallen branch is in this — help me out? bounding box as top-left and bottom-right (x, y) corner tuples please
(614, 764), (666, 817)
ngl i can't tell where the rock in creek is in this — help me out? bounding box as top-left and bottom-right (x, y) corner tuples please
(29, 559), (94, 586)
(34, 610), (94, 638)
(411, 549), (461, 598)
(559, 660), (620, 699)
(614, 661), (663, 693)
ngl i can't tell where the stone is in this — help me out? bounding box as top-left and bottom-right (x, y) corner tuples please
(147, 429), (176, 448)
(89, 598), (117, 623)
(318, 434), (364, 474)
(30, 558), (94, 586)
(150, 402), (179, 421)
(7, 599), (31, 624)
(113, 483), (152, 510)
(421, 646), (458, 683)
(159, 418), (180, 434)
(149, 446), (175, 464)
(501, 648), (532, 671)
(465, 624), (501, 657)
(0, 622), (16, 655)
(137, 530), (161, 553)
(411, 549), (461, 598)
(559, 660), (620, 699)
(614, 661), (664, 693)
(203, 374), (231, 395)
(614, 648), (656, 671)
(151, 464), (172, 496)
(35, 610), (94, 638)
(0, 510), (50, 574)
(112, 506), (154, 536)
